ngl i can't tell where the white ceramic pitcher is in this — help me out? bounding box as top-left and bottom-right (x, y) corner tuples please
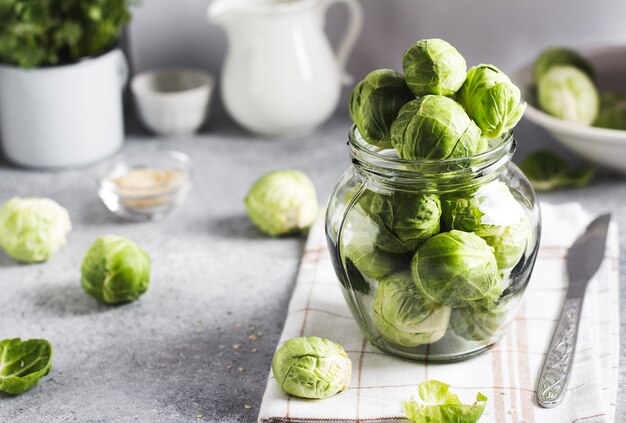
(208, 0), (363, 137)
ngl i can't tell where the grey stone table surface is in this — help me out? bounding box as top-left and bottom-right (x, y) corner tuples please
(0, 115), (624, 423)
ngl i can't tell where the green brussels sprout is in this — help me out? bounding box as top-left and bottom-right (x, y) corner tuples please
(356, 189), (441, 254)
(403, 380), (487, 423)
(441, 182), (529, 269)
(411, 230), (499, 308)
(594, 92), (626, 130)
(0, 197), (71, 263)
(450, 300), (506, 342)
(402, 38), (467, 96)
(245, 170), (319, 237)
(81, 235), (151, 304)
(457, 64), (526, 138)
(342, 204), (401, 281)
(390, 96), (481, 161)
(537, 65), (599, 125)
(272, 336), (351, 399)
(0, 338), (52, 395)
(533, 47), (594, 82)
(520, 149), (594, 191)
(349, 69), (414, 148)
(373, 271), (451, 346)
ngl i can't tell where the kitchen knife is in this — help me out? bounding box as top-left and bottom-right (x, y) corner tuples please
(536, 213), (612, 408)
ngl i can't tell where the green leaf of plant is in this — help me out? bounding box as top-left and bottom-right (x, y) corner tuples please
(519, 150), (595, 191)
(0, 338), (53, 395)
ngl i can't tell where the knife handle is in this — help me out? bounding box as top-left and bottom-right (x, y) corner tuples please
(536, 297), (583, 408)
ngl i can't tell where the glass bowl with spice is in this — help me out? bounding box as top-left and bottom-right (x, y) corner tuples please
(98, 150), (191, 221)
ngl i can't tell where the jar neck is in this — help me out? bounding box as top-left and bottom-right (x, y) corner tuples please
(349, 126), (516, 193)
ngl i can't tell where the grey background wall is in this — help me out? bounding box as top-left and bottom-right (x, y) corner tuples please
(127, 0), (626, 118)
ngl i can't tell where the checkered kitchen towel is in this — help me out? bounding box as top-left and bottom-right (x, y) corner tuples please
(258, 203), (620, 423)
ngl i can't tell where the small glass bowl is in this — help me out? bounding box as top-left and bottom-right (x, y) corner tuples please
(98, 150), (191, 221)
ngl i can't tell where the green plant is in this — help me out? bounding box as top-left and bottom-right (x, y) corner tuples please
(373, 271), (451, 346)
(450, 299), (505, 342)
(403, 380), (487, 423)
(403, 38), (467, 97)
(0, 197), (71, 263)
(349, 69), (414, 148)
(457, 64), (526, 138)
(520, 150), (594, 191)
(533, 47), (594, 82)
(81, 235), (151, 304)
(0, 338), (52, 395)
(390, 96), (481, 161)
(537, 65), (599, 125)
(594, 92), (626, 130)
(411, 230), (500, 308)
(441, 182), (530, 270)
(0, 0), (132, 68)
(245, 170), (319, 237)
(272, 336), (351, 399)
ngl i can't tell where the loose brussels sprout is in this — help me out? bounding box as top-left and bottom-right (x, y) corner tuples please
(372, 271), (451, 347)
(520, 150), (594, 191)
(403, 38), (467, 97)
(0, 338), (52, 395)
(594, 92), (626, 130)
(533, 47), (594, 82)
(403, 380), (487, 423)
(390, 96), (481, 161)
(245, 170), (319, 237)
(411, 230), (499, 308)
(356, 189), (441, 254)
(342, 205), (401, 281)
(450, 299), (506, 342)
(0, 197), (71, 263)
(441, 182), (529, 269)
(537, 65), (599, 125)
(457, 64), (526, 138)
(81, 235), (151, 304)
(272, 336), (351, 399)
(349, 69), (414, 148)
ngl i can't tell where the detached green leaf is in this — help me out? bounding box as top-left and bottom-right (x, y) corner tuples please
(0, 338), (53, 395)
(520, 150), (594, 191)
(403, 380), (487, 423)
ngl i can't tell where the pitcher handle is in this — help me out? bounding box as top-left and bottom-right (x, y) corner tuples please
(321, 0), (363, 85)
(114, 49), (129, 89)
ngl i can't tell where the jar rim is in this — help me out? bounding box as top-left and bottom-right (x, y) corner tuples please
(347, 125), (516, 188)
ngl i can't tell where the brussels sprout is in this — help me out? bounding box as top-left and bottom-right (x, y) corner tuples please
(81, 235), (151, 304)
(533, 47), (594, 82)
(356, 189), (441, 254)
(594, 92), (626, 130)
(0, 338), (52, 395)
(390, 96), (481, 161)
(349, 69), (414, 148)
(403, 39), (467, 97)
(245, 170), (319, 237)
(0, 197), (71, 263)
(537, 65), (599, 125)
(272, 336), (351, 399)
(411, 230), (499, 308)
(403, 380), (487, 423)
(342, 204), (401, 281)
(441, 182), (529, 269)
(520, 149), (594, 191)
(373, 271), (451, 346)
(450, 300), (506, 342)
(457, 64), (526, 138)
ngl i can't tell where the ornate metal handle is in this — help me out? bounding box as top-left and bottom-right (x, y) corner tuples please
(536, 298), (583, 408)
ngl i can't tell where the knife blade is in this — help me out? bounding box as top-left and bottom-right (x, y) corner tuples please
(536, 213), (611, 408)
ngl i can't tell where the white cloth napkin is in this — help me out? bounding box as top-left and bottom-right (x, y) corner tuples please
(258, 202), (620, 423)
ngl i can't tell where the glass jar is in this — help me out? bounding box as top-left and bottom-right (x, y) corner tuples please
(325, 126), (541, 362)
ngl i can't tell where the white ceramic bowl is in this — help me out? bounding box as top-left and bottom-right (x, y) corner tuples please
(512, 45), (626, 174)
(131, 68), (214, 136)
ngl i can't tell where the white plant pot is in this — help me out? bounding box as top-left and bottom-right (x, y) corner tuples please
(0, 48), (128, 168)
